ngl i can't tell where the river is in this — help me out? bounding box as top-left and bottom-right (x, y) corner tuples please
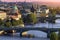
(0, 15), (60, 40)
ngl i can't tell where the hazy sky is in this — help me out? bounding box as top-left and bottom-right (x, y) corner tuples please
(1, 0), (60, 2)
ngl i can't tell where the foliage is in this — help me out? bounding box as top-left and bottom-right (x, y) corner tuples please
(50, 32), (58, 40)
(19, 18), (24, 24)
(50, 8), (56, 17)
(11, 19), (18, 26)
(4, 21), (12, 27)
(27, 13), (37, 24)
(0, 19), (3, 26)
(11, 18), (24, 26)
(58, 29), (60, 40)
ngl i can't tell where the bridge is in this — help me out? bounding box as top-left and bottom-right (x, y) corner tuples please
(37, 17), (60, 20)
(0, 27), (60, 38)
(37, 17), (60, 23)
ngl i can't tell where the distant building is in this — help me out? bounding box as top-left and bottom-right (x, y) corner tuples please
(8, 5), (21, 20)
(20, 9), (31, 16)
(36, 5), (49, 17)
(40, 5), (49, 14)
(30, 5), (36, 13)
(8, 15), (21, 20)
(0, 11), (7, 20)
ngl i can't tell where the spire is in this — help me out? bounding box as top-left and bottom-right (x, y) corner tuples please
(30, 5), (35, 13)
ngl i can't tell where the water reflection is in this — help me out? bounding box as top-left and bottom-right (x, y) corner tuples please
(0, 35), (49, 40)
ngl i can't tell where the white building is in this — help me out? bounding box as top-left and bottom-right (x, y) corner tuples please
(36, 5), (49, 17)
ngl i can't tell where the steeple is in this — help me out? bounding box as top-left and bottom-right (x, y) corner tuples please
(30, 5), (35, 13)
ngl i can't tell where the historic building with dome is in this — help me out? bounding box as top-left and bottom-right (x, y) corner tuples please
(8, 4), (21, 20)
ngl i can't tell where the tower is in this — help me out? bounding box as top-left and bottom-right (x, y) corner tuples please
(30, 5), (35, 13)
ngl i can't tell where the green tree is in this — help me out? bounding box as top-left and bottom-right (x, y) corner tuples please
(19, 18), (24, 24)
(27, 13), (37, 24)
(4, 21), (12, 27)
(50, 32), (58, 40)
(50, 8), (56, 17)
(11, 19), (18, 26)
(0, 19), (3, 26)
(58, 30), (60, 40)
(11, 19), (24, 26)
(52, 11), (56, 17)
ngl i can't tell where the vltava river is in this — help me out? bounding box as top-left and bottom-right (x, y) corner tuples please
(0, 15), (60, 40)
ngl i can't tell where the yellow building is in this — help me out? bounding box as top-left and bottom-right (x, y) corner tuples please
(0, 11), (7, 20)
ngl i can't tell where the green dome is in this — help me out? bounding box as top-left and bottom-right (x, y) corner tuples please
(12, 5), (18, 13)
(13, 5), (18, 10)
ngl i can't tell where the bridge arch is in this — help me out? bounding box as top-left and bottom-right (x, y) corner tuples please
(21, 30), (47, 38)
(55, 19), (60, 23)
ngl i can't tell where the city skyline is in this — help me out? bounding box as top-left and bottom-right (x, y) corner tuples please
(1, 0), (60, 2)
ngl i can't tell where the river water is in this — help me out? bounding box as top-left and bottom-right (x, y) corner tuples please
(0, 15), (60, 40)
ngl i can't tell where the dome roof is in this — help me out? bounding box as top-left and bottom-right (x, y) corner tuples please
(13, 5), (18, 10)
(11, 5), (18, 13)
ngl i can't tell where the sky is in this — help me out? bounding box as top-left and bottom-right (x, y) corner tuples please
(1, 0), (60, 2)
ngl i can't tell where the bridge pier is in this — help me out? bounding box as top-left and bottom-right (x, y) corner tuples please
(58, 31), (60, 35)
(47, 31), (51, 38)
(20, 31), (23, 37)
(20, 33), (22, 37)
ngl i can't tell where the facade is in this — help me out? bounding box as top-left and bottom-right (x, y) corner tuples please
(8, 5), (21, 20)
(9, 15), (21, 20)
(20, 10), (31, 16)
(36, 5), (49, 17)
(0, 11), (7, 20)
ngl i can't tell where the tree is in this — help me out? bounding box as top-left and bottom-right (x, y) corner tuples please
(50, 8), (56, 17)
(0, 19), (3, 26)
(4, 21), (12, 27)
(27, 13), (37, 24)
(11, 19), (24, 26)
(19, 18), (24, 24)
(50, 32), (58, 40)
(11, 19), (18, 26)
(58, 29), (60, 40)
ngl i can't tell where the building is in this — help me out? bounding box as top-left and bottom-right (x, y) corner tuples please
(30, 5), (36, 13)
(8, 5), (21, 20)
(36, 5), (49, 17)
(20, 9), (31, 16)
(0, 11), (7, 20)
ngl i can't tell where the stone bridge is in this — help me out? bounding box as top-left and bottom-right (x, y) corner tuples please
(0, 27), (60, 38)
